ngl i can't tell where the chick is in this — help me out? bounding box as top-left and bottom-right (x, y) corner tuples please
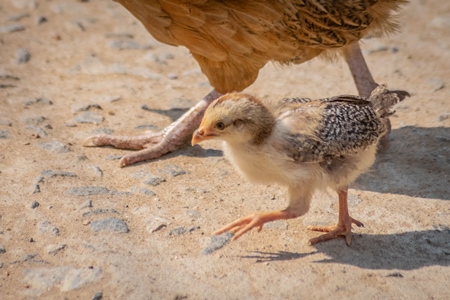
(192, 85), (408, 245)
(84, 0), (408, 166)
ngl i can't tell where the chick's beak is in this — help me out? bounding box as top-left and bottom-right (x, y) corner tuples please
(192, 127), (216, 146)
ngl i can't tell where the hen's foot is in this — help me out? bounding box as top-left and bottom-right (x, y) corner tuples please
(83, 90), (221, 167)
(308, 217), (364, 245)
(214, 210), (296, 241)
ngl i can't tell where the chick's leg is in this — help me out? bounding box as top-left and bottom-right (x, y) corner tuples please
(308, 189), (364, 246)
(83, 90), (221, 167)
(214, 210), (298, 241)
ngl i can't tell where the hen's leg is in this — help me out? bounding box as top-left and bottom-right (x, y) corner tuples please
(308, 189), (364, 246)
(342, 42), (390, 150)
(84, 89), (221, 167)
(214, 210), (298, 241)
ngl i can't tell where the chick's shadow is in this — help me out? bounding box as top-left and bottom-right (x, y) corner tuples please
(242, 227), (450, 270)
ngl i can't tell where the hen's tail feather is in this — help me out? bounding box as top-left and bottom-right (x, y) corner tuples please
(369, 84), (410, 118)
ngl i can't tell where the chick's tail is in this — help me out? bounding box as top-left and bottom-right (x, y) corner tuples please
(369, 84), (410, 118)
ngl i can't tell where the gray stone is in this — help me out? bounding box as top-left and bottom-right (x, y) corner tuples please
(144, 174), (166, 186)
(0, 130), (8, 139)
(29, 126), (48, 138)
(158, 164), (186, 177)
(38, 220), (60, 236)
(437, 113), (450, 122)
(90, 166), (103, 177)
(131, 187), (156, 196)
(92, 292), (103, 300)
(109, 40), (152, 50)
(23, 266), (103, 293)
(72, 103), (102, 114)
(0, 24), (25, 33)
(15, 48), (31, 64)
(430, 16), (450, 29)
(104, 155), (122, 160)
(74, 112), (104, 124)
(185, 209), (201, 219)
(202, 232), (233, 255)
(169, 226), (200, 236)
(31, 184), (41, 194)
(134, 124), (159, 131)
(8, 13), (29, 21)
(46, 243), (66, 255)
(80, 199), (93, 209)
(66, 186), (111, 196)
(0, 244), (5, 254)
(25, 116), (47, 126)
(263, 220), (289, 230)
(25, 97), (53, 106)
(90, 218), (129, 233)
(11, 0), (36, 10)
(31, 201), (40, 209)
(428, 78), (445, 92)
(41, 170), (77, 178)
(39, 141), (70, 153)
(82, 208), (120, 217)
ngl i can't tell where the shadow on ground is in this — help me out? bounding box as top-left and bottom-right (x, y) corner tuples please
(355, 126), (449, 200)
(242, 228), (450, 270)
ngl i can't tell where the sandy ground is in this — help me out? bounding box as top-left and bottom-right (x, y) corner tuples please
(0, 0), (449, 299)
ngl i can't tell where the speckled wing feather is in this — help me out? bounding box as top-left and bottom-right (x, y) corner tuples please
(277, 95), (386, 163)
(115, 0), (406, 93)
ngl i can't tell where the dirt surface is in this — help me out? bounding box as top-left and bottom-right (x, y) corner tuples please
(1, 0), (449, 299)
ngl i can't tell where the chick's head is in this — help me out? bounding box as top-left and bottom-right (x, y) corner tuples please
(192, 92), (275, 145)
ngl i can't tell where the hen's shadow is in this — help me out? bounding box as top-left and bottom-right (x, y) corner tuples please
(354, 126), (449, 200)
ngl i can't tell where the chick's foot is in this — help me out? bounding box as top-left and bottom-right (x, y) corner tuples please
(83, 90), (221, 167)
(308, 216), (364, 246)
(214, 210), (297, 241)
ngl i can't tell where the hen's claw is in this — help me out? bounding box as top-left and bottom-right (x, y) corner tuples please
(83, 90), (221, 167)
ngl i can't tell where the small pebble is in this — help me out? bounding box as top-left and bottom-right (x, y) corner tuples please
(15, 48), (31, 64)
(30, 201), (40, 209)
(168, 73), (178, 80)
(0, 244), (5, 254)
(46, 243), (66, 255)
(92, 292), (103, 300)
(29, 238), (35, 243)
(0, 24), (25, 33)
(74, 112), (104, 124)
(36, 16), (47, 25)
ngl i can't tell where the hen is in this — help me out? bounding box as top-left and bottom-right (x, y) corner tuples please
(84, 0), (407, 166)
(192, 85), (408, 245)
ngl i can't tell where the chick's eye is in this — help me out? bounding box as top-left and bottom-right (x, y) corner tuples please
(215, 122), (225, 130)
